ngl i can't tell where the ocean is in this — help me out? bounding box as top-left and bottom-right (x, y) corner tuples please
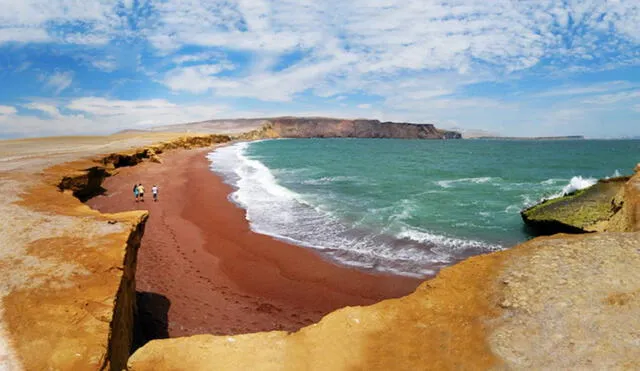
(208, 138), (640, 278)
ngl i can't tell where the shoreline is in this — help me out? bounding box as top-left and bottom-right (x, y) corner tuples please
(87, 146), (421, 339)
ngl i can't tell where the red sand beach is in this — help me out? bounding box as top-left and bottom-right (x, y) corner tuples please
(88, 146), (421, 339)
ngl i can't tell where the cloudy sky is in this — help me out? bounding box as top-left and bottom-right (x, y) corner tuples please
(0, 0), (639, 138)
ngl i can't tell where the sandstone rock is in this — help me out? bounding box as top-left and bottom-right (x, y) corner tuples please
(128, 231), (640, 370)
(0, 133), (231, 370)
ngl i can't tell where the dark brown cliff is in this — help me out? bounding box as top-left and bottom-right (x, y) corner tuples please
(142, 117), (461, 140)
(267, 117), (461, 139)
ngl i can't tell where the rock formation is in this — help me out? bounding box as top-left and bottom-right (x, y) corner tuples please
(129, 231), (640, 370)
(264, 117), (461, 139)
(0, 133), (230, 370)
(136, 117), (462, 140)
(521, 176), (631, 235)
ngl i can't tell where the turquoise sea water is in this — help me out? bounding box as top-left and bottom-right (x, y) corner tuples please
(208, 139), (640, 278)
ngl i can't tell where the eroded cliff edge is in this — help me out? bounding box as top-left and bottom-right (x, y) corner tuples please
(129, 169), (640, 369)
(0, 133), (230, 370)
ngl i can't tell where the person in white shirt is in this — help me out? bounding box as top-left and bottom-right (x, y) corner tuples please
(152, 185), (159, 202)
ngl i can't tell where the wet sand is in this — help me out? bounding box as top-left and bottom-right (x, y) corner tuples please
(87, 146), (422, 339)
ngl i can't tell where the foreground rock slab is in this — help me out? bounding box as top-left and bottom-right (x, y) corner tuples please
(128, 230), (640, 370)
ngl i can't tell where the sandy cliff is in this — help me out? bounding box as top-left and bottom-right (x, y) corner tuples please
(0, 133), (229, 370)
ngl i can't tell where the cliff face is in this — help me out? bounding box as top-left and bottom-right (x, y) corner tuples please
(0, 133), (230, 370)
(147, 117), (462, 140)
(129, 233), (640, 370)
(267, 117), (461, 139)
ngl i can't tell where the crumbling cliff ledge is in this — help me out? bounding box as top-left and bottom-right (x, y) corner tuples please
(129, 232), (640, 370)
(0, 133), (230, 370)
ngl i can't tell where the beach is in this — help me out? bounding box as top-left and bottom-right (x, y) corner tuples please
(87, 146), (421, 339)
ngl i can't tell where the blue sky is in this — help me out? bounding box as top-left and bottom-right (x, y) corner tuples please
(0, 0), (639, 138)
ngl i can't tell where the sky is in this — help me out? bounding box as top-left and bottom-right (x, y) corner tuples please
(0, 0), (639, 139)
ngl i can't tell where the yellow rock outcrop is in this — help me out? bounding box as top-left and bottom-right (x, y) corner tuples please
(0, 133), (230, 370)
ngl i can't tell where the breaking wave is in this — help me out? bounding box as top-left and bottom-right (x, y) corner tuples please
(207, 142), (504, 278)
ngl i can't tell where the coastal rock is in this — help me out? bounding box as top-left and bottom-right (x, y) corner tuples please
(267, 117), (461, 139)
(521, 176), (631, 235)
(149, 117), (462, 140)
(0, 133), (231, 370)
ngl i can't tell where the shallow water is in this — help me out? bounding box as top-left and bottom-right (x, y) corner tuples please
(208, 138), (640, 278)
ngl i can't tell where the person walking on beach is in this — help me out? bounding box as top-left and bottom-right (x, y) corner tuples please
(133, 184), (139, 202)
(138, 183), (145, 202)
(152, 184), (159, 202)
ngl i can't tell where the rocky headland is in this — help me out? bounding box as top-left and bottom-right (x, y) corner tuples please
(130, 116), (462, 140)
(1, 133), (639, 370)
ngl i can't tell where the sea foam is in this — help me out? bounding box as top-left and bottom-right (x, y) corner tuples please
(207, 142), (501, 278)
(436, 177), (497, 188)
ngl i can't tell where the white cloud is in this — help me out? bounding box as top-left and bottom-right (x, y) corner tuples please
(46, 71), (74, 94)
(0, 105), (17, 115)
(66, 97), (226, 124)
(163, 63), (235, 94)
(581, 90), (640, 105)
(357, 104), (371, 109)
(91, 59), (118, 72)
(162, 54), (353, 101)
(172, 51), (227, 65)
(534, 81), (634, 98)
(15, 61), (32, 72)
(140, 0), (640, 94)
(0, 27), (49, 44)
(0, 97), (229, 137)
(1, 0), (640, 138)
(24, 102), (61, 117)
